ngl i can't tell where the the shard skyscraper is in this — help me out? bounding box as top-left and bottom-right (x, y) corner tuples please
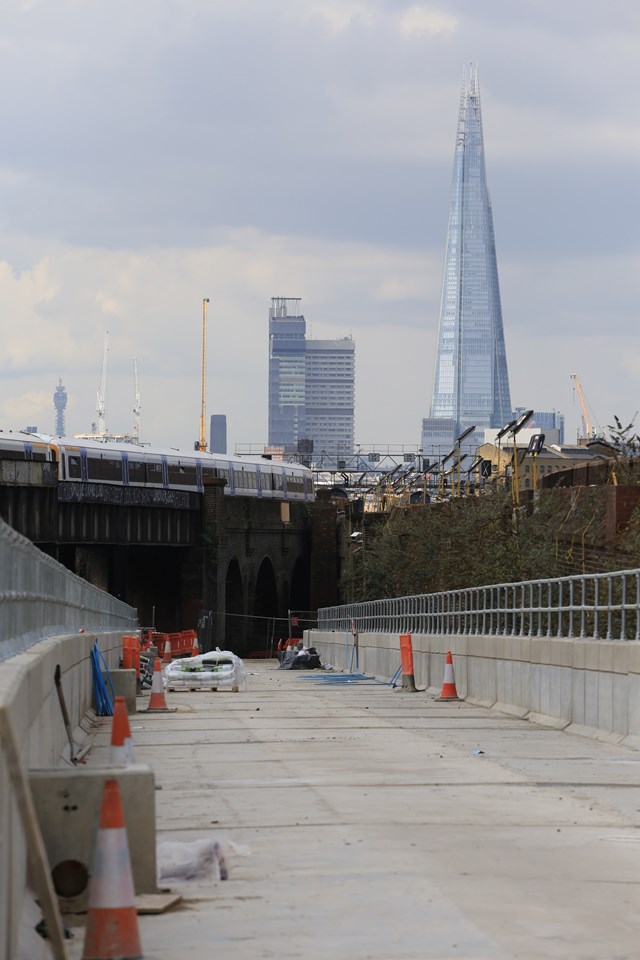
(421, 66), (511, 460)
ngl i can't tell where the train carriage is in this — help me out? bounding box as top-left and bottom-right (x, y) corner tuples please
(0, 431), (314, 502)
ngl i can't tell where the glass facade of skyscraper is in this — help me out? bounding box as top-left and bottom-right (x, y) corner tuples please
(422, 66), (511, 460)
(268, 298), (355, 458)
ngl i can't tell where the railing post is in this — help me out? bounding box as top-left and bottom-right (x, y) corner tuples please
(568, 578), (574, 638)
(557, 581), (563, 638)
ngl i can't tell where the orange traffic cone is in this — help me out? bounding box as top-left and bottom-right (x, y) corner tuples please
(438, 651), (460, 701)
(162, 639), (172, 664)
(191, 634), (199, 657)
(399, 634), (418, 692)
(82, 779), (142, 960)
(145, 658), (175, 713)
(110, 696), (135, 766)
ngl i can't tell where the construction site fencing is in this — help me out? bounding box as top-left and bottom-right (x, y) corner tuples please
(0, 516), (137, 662)
(319, 568), (640, 643)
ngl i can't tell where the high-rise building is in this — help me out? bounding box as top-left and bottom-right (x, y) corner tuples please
(305, 337), (355, 456)
(513, 408), (565, 445)
(209, 414), (227, 454)
(421, 66), (511, 461)
(268, 297), (355, 458)
(268, 298), (306, 451)
(53, 379), (67, 436)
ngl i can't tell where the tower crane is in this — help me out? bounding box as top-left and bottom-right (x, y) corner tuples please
(570, 373), (598, 440)
(198, 298), (210, 452)
(96, 331), (109, 436)
(133, 357), (141, 441)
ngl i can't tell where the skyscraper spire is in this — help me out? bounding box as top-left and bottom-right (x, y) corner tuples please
(421, 66), (511, 459)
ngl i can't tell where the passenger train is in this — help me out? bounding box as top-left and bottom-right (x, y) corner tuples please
(0, 431), (314, 502)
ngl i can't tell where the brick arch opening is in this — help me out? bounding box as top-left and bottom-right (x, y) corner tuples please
(225, 558), (244, 654)
(250, 555), (278, 654)
(289, 555), (311, 639)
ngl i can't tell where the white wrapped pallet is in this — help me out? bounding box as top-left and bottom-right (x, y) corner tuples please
(164, 649), (248, 692)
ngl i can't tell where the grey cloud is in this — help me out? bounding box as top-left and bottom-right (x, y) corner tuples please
(0, 0), (638, 447)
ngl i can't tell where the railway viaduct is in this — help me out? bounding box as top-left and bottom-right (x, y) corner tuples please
(0, 460), (339, 653)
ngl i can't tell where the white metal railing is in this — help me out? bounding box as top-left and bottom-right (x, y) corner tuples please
(319, 569), (640, 642)
(0, 517), (137, 662)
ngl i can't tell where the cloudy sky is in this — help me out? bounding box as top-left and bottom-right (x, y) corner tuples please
(1, 0), (638, 451)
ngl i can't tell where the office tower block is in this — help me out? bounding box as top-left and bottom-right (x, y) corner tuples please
(209, 414), (227, 454)
(268, 297), (355, 458)
(421, 65), (511, 461)
(53, 379), (67, 436)
(513, 408), (565, 445)
(268, 298), (306, 452)
(305, 337), (355, 457)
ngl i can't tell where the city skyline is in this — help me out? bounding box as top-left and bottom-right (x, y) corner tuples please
(422, 64), (511, 458)
(0, 3), (637, 451)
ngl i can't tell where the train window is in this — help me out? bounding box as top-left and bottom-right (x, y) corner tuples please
(30, 449), (47, 462)
(286, 473), (302, 493)
(0, 444), (26, 461)
(168, 463), (197, 486)
(68, 455), (82, 479)
(88, 457), (122, 482)
(128, 459), (145, 483)
(146, 461), (163, 484)
(202, 466), (217, 483)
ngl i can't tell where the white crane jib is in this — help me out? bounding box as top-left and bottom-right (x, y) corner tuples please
(96, 331), (109, 436)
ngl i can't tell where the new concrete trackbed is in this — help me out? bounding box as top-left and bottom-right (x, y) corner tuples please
(70, 661), (640, 959)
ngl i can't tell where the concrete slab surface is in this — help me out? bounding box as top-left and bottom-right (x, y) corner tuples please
(67, 662), (640, 959)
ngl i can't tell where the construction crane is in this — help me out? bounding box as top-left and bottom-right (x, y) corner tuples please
(132, 358), (141, 441)
(570, 373), (597, 440)
(198, 298), (210, 452)
(96, 331), (109, 436)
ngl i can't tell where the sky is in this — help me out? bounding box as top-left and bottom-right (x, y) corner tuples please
(0, 0), (639, 452)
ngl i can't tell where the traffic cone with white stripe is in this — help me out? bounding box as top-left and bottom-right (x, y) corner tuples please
(191, 634), (199, 657)
(145, 658), (174, 713)
(110, 696), (135, 766)
(438, 651), (460, 701)
(82, 779), (142, 960)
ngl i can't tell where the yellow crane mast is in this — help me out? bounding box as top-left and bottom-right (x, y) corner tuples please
(199, 298), (210, 452)
(570, 373), (595, 440)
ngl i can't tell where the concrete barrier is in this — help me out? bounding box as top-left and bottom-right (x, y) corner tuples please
(0, 630), (123, 960)
(308, 629), (640, 748)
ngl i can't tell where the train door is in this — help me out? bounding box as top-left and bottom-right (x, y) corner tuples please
(23, 442), (33, 461)
(282, 470), (288, 499)
(80, 448), (88, 481)
(195, 460), (204, 493)
(256, 463), (263, 497)
(122, 451), (130, 485)
(161, 456), (169, 489)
